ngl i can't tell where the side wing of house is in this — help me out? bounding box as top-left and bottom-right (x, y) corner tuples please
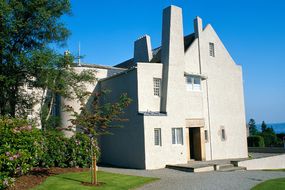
(185, 19), (248, 160)
(99, 69), (146, 169)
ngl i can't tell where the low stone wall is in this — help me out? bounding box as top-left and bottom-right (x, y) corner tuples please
(248, 147), (285, 153)
(237, 154), (285, 170)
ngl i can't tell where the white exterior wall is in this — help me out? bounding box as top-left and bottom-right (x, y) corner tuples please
(99, 69), (146, 169)
(196, 24), (248, 160)
(60, 66), (122, 137)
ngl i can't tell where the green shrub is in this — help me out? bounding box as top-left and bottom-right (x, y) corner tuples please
(247, 135), (265, 147)
(39, 130), (69, 168)
(66, 133), (99, 168)
(0, 116), (43, 189)
(0, 117), (99, 189)
(261, 132), (278, 147)
(39, 131), (98, 168)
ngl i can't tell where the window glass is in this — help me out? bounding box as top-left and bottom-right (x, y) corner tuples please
(172, 128), (183, 145)
(154, 128), (162, 146)
(153, 78), (161, 97)
(209, 42), (215, 57)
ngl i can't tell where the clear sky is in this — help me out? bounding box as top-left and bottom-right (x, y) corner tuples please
(57, 0), (285, 124)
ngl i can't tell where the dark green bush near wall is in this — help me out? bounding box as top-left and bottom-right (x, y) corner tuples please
(247, 135), (265, 147)
(39, 131), (98, 168)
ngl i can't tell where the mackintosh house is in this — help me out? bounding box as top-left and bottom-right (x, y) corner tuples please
(56, 5), (248, 169)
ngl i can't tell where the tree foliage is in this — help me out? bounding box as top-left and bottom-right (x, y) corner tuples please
(248, 118), (258, 136)
(0, 0), (71, 116)
(69, 91), (132, 138)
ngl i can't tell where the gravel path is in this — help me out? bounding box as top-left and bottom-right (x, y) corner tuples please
(99, 166), (285, 190)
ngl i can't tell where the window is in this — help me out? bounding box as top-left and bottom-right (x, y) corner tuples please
(186, 76), (201, 91)
(204, 130), (208, 142)
(221, 128), (226, 141)
(27, 108), (33, 116)
(27, 82), (33, 90)
(172, 128), (183, 145)
(154, 128), (162, 146)
(153, 78), (161, 97)
(209, 42), (215, 57)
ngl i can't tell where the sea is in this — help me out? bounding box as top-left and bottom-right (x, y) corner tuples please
(256, 123), (285, 134)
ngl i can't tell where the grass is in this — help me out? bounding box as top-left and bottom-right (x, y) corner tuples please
(32, 171), (159, 190)
(251, 178), (285, 190)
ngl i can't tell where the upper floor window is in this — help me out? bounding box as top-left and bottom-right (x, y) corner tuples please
(172, 128), (183, 145)
(153, 78), (161, 97)
(186, 76), (201, 91)
(209, 42), (215, 57)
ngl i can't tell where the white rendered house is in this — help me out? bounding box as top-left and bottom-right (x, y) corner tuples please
(60, 5), (248, 169)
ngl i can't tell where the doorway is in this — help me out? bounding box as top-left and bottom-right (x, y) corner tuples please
(189, 127), (202, 160)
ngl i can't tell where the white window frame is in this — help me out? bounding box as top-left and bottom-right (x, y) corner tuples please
(154, 128), (162, 146)
(172, 128), (183, 145)
(153, 78), (161, 97)
(186, 76), (201, 91)
(209, 42), (215, 57)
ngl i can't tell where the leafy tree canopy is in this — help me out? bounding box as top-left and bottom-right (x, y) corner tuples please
(0, 0), (71, 116)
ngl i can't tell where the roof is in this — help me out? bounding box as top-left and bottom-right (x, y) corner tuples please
(114, 33), (196, 69)
(74, 63), (126, 70)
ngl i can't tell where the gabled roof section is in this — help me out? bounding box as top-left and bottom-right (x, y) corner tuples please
(114, 33), (195, 69)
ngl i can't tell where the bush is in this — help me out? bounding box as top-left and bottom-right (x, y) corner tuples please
(66, 133), (99, 168)
(39, 131), (98, 168)
(0, 117), (43, 189)
(247, 135), (265, 147)
(39, 130), (69, 168)
(0, 117), (99, 189)
(261, 132), (278, 147)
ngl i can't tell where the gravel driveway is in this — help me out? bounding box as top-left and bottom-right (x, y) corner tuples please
(99, 166), (285, 190)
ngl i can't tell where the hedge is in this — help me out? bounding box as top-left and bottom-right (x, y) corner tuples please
(247, 135), (265, 147)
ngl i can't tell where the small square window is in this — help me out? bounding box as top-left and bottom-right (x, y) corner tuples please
(27, 83), (33, 90)
(27, 108), (33, 116)
(209, 42), (215, 57)
(186, 76), (201, 91)
(153, 78), (161, 97)
(154, 128), (162, 146)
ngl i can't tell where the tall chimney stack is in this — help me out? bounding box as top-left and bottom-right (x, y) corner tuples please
(134, 35), (153, 63)
(194, 16), (203, 38)
(160, 5), (185, 113)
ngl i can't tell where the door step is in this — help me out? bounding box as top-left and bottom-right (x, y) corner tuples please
(166, 164), (215, 172)
(217, 166), (246, 172)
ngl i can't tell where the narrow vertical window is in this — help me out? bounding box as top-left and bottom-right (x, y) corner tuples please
(209, 42), (215, 57)
(154, 128), (162, 146)
(204, 130), (209, 142)
(153, 78), (161, 97)
(221, 128), (226, 141)
(172, 128), (183, 145)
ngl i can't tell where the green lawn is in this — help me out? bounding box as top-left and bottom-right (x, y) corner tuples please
(251, 178), (285, 190)
(32, 171), (158, 190)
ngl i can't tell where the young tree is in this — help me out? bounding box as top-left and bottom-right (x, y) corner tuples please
(69, 91), (132, 184)
(0, 0), (71, 116)
(248, 118), (258, 136)
(261, 121), (267, 133)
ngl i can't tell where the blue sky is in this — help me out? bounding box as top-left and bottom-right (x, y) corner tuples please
(57, 0), (285, 124)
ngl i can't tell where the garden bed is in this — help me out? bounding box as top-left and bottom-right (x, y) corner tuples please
(8, 167), (89, 190)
